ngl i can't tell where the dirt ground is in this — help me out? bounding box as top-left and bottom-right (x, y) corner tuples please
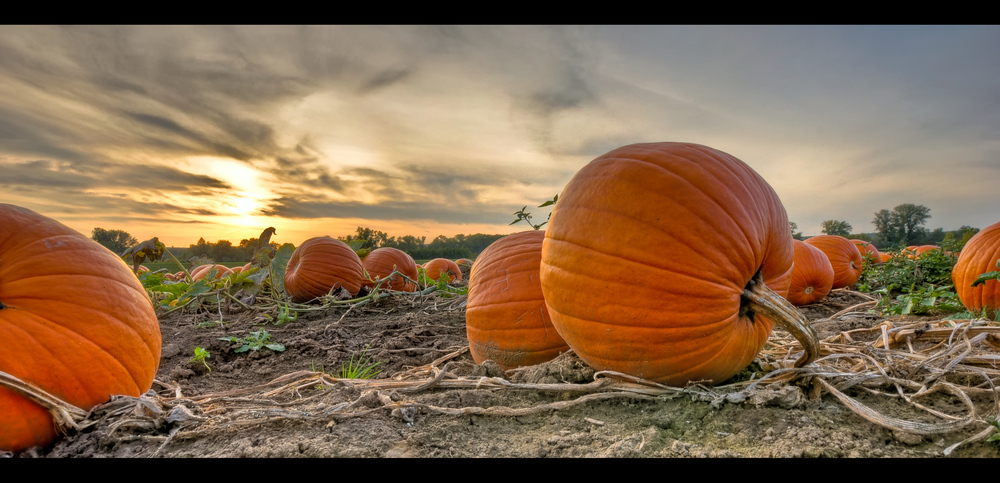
(11, 287), (1000, 458)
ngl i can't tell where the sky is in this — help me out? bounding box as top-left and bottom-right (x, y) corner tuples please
(2, 25), (998, 248)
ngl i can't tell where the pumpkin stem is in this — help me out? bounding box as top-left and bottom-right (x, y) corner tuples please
(742, 272), (820, 369)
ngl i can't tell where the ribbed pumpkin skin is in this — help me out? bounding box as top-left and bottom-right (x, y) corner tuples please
(952, 221), (1000, 318)
(850, 239), (881, 264)
(466, 230), (569, 370)
(284, 237), (364, 303)
(787, 240), (835, 306)
(361, 247), (419, 292)
(424, 258), (462, 283)
(803, 235), (863, 289)
(540, 142), (794, 386)
(0, 204), (162, 452)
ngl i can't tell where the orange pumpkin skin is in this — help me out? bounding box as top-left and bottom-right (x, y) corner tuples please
(540, 142), (794, 386)
(879, 252), (892, 263)
(0, 204), (162, 452)
(423, 258), (462, 283)
(466, 231), (569, 370)
(850, 239), (881, 264)
(952, 221), (1000, 318)
(787, 240), (835, 306)
(191, 264), (233, 281)
(804, 235), (863, 289)
(361, 247), (419, 292)
(913, 245), (941, 257)
(284, 237), (364, 303)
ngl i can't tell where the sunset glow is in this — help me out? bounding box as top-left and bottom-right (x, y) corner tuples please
(2, 25), (998, 249)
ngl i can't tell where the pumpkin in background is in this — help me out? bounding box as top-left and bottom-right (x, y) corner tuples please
(804, 235), (863, 289)
(191, 264), (233, 281)
(850, 239), (881, 265)
(787, 240), (835, 306)
(0, 204), (162, 452)
(362, 247), (419, 292)
(455, 257), (473, 280)
(540, 142), (818, 386)
(466, 230), (569, 370)
(952, 221), (1000, 319)
(879, 252), (892, 263)
(913, 245), (941, 257)
(423, 258), (462, 283)
(284, 237), (364, 303)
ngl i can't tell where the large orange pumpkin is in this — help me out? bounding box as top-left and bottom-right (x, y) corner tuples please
(804, 235), (863, 289)
(284, 237), (364, 303)
(539, 142), (817, 386)
(466, 230), (569, 370)
(0, 204), (162, 452)
(361, 247), (419, 292)
(952, 221), (1000, 319)
(787, 240), (835, 306)
(423, 258), (462, 283)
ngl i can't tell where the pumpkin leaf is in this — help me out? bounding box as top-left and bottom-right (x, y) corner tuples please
(121, 237), (166, 273)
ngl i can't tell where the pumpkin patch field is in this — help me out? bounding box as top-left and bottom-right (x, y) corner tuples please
(6, 143), (1000, 458)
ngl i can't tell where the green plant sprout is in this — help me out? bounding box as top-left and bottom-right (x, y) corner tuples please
(988, 417), (1000, 444)
(190, 347), (212, 372)
(510, 194), (558, 230)
(220, 329), (285, 353)
(338, 344), (383, 379)
(262, 302), (298, 325)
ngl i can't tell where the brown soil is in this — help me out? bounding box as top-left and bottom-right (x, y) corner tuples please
(10, 287), (1000, 458)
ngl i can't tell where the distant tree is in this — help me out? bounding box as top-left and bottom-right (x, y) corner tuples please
(789, 221), (804, 240)
(340, 226), (391, 251)
(871, 204), (931, 247)
(820, 220), (852, 237)
(91, 227), (138, 255)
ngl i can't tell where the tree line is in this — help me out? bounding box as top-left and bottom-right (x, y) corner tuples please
(90, 226), (507, 262)
(790, 203), (979, 250)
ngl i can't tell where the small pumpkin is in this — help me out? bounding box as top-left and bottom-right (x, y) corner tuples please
(0, 204), (162, 452)
(952, 221), (1000, 319)
(803, 235), (863, 289)
(850, 239), (881, 265)
(361, 247), (419, 292)
(787, 240), (835, 306)
(423, 258), (462, 283)
(284, 237), (364, 303)
(466, 230), (569, 370)
(539, 142), (818, 386)
(191, 264), (233, 281)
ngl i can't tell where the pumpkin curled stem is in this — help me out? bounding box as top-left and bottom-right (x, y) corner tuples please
(742, 272), (820, 369)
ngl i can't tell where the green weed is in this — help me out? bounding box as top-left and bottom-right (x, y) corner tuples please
(339, 345), (383, 379)
(220, 329), (285, 353)
(190, 347), (212, 372)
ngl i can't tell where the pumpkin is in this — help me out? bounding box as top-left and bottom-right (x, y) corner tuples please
(361, 247), (419, 292)
(191, 264), (233, 281)
(0, 204), (162, 452)
(952, 221), (1000, 319)
(850, 239), (881, 265)
(803, 235), (863, 289)
(466, 230), (569, 370)
(879, 252), (892, 263)
(913, 245), (941, 257)
(423, 258), (462, 283)
(284, 237), (364, 303)
(539, 142), (818, 386)
(787, 240), (835, 306)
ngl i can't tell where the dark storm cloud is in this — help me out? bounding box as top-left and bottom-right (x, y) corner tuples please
(0, 158), (231, 192)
